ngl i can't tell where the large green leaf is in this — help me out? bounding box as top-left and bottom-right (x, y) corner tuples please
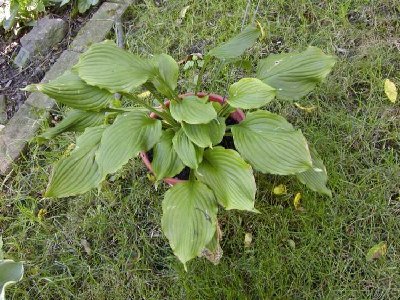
(39, 110), (105, 140)
(152, 129), (185, 180)
(24, 71), (115, 111)
(182, 117), (226, 148)
(0, 259), (24, 300)
(150, 54), (179, 98)
(46, 126), (106, 198)
(228, 78), (276, 109)
(73, 41), (151, 93)
(172, 128), (203, 169)
(196, 147), (257, 211)
(208, 25), (260, 59)
(170, 95), (217, 124)
(256, 47), (336, 100)
(96, 110), (162, 177)
(232, 111), (312, 175)
(296, 147), (332, 197)
(161, 180), (218, 268)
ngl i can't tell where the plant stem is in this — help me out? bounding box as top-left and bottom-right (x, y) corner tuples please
(189, 169), (196, 181)
(218, 103), (232, 117)
(195, 55), (211, 93)
(121, 93), (179, 126)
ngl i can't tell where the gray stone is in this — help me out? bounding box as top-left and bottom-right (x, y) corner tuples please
(13, 47), (30, 68)
(0, 95), (6, 124)
(20, 16), (67, 55)
(15, 16), (67, 67)
(69, 1), (132, 53)
(0, 104), (48, 174)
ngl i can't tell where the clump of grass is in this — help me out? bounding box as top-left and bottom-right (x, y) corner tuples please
(1, 0), (399, 298)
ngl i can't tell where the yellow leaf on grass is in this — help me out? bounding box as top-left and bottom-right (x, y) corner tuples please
(384, 79), (397, 103)
(294, 102), (317, 112)
(366, 241), (387, 261)
(244, 232), (253, 248)
(37, 208), (47, 221)
(273, 184), (287, 195)
(293, 192), (303, 211)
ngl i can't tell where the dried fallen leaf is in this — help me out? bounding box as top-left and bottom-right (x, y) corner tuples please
(384, 79), (397, 103)
(37, 208), (47, 221)
(273, 184), (287, 195)
(81, 239), (92, 256)
(287, 239), (296, 249)
(293, 192), (304, 211)
(366, 241), (387, 261)
(176, 5), (190, 25)
(244, 232), (253, 248)
(295, 102), (317, 112)
(137, 91), (151, 99)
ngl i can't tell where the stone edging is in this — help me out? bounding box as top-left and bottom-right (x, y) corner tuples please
(0, 0), (133, 175)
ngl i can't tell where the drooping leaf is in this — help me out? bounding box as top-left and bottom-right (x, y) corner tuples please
(296, 147), (332, 197)
(384, 79), (397, 103)
(182, 117), (226, 148)
(39, 110), (105, 140)
(170, 95), (217, 124)
(196, 147), (257, 211)
(199, 222), (223, 265)
(0, 260), (24, 300)
(152, 129), (185, 180)
(232, 111), (312, 175)
(366, 242), (387, 262)
(208, 25), (260, 59)
(24, 71), (115, 111)
(46, 126), (106, 198)
(96, 110), (162, 177)
(172, 128), (203, 169)
(228, 78), (276, 109)
(161, 181), (218, 268)
(256, 47), (336, 100)
(150, 54), (179, 98)
(73, 41), (151, 93)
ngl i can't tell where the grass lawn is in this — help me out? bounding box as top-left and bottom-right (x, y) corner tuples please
(1, 0), (399, 298)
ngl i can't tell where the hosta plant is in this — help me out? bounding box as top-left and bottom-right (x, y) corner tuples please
(25, 24), (336, 269)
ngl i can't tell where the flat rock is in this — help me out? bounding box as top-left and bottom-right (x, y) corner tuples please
(0, 95), (6, 124)
(15, 16), (67, 67)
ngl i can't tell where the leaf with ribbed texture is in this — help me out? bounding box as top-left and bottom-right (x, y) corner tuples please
(256, 47), (336, 100)
(208, 25), (260, 59)
(39, 110), (105, 140)
(182, 117), (226, 148)
(45, 126), (106, 197)
(96, 110), (162, 177)
(232, 111), (312, 175)
(296, 147), (332, 197)
(73, 41), (151, 93)
(152, 129), (185, 180)
(0, 259), (24, 300)
(161, 180), (218, 268)
(196, 147), (257, 211)
(228, 78), (276, 109)
(24, 71), (115, 111)
(150, 54), (179, 98)
(172, 128), (203, 169)
(170, 96), (217, 124)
